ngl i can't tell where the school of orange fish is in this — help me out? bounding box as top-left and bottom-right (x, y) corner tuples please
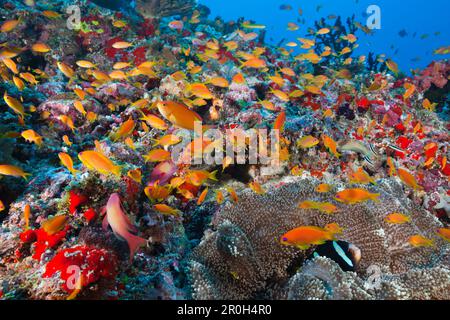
(0, 1), (449, 299)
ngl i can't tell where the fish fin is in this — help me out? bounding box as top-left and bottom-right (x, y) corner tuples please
(127, 233), (147, 261)
(113, 165), (122, 177)
(209, 170), (218, 181)
(371, 193), (381, 202)
(102, 214), (109, 230)
(295, 244), (311, 250)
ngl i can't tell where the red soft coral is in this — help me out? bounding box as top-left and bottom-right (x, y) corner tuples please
(69, 190), (88, 214)
(32, 226), (70, 260)
(43, 245), (117, 293)
(415, 61), (450, 91)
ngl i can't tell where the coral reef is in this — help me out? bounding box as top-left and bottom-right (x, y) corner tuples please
(0, 0), (448, 301)
(190, 177), (450, 299)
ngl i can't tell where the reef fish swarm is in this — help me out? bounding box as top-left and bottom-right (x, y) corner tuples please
(0, 0), (449, 300)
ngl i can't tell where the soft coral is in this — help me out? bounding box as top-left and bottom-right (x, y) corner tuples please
(43, 245), (117, 293)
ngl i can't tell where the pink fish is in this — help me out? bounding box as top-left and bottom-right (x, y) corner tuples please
(103, 193), (147, 261)
(148, 161), (177, 186)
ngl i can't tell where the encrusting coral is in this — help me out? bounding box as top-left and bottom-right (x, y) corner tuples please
(189, 176), (450, 300)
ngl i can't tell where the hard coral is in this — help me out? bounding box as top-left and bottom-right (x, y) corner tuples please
(279, 256), (450, 300)
(190, 177), (449, 299)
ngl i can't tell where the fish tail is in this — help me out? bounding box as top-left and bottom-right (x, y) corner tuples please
(415, 184), (424, 191)
(209, 170), (218, 181)
(371, 193), (381, 202)
(113, 166), (122, 177)
(22, 173), (31, 181)
(127, 233), (147, 261)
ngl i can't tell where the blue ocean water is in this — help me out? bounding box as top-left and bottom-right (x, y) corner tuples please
(199, 0), (450, 73)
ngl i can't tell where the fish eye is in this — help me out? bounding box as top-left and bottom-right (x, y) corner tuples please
(282, 237), (288, 242)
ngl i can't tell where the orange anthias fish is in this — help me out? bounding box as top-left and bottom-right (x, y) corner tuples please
(384, 212), (411, 224)
(57, 61), (75, 78)
(112, 41), (133, 49)
(59, 152), (79, 176)
(0, 200), (5, 212)
(273, 111), (286, 132)
(335, 188), (380, 204)
(397, 168), (423, 191)
(23, 204), (31, 229)
(154, 204), (181, 217)
(73, 101), (86, 116)
(315, 184), (332, 193)
(298, 200), (338, 214)
(197, 188), (209, 205)
(78, 150), (121, 176)
(59, 115), (75, 131)
(216, 190), (224, 204)
(1, 19), (21, 32)
(110, 117), (135, 142)
(227, 187), (239, 203)
(387, 157), (397, 176)
(3, 58), (19, 74)
(103, 193), (147, 261)
(144, 181), (171, 202)
(0, 164), (30, 180)
(437, 228), (450, 242)
(187, 170), (218, 186)
(322, 134), (340, 158)
(297, 135), (319, 149)
(42, 215), (69, 235)
(385, 59), (399, 75)
(249, 181), (265, 194)
(32, 43), (51, 53)
(403, 83), (416, 100)
(348, 167), (376, 185)
(127, 168), (142, 184)
(140, 114), (169, 131)
(186, 83), (214, 100)
(4, 92), (26, 118)
(156, 101), (202, 131)
(241, 58), (267, 69)
(408, 235), (434, 248)
(280, 226), (335, 250)
(21, 129), (43, 147)
(208, 77), (229, 88)
(143, 149), (171, 163)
